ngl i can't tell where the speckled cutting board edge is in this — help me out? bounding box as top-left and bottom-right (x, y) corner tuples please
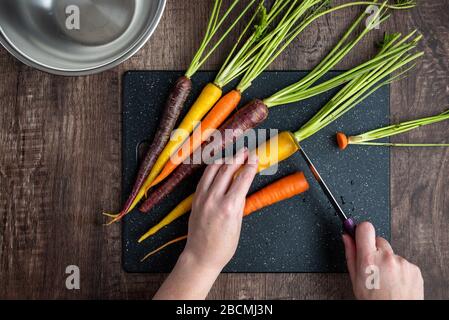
(122, 70), (391, 273)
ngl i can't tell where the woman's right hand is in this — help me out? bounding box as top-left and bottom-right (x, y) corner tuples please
(343, 222), (424, 300)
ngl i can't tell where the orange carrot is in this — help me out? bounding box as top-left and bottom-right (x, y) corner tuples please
(140, 172), (309, 260)
(243, 172), (309, 216)
(336, 132), (349, 150)
(149, 90), (242, 188)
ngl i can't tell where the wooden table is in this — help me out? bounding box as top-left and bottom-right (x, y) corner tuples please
(0, 1), (448, 299)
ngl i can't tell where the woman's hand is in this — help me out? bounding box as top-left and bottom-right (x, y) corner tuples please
(183, 147), (258, 271)
(343, 222), (424, 300)
(154, 148), (258, 300)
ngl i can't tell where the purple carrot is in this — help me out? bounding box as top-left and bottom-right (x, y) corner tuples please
(104, 76), (192, 223)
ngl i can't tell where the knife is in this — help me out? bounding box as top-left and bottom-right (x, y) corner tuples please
(298, 146), (357, 239)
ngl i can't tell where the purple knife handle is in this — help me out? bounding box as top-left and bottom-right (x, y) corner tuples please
(343, 218), (356, 239)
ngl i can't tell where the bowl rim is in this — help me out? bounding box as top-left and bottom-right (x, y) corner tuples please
(0, 0), (166, 76)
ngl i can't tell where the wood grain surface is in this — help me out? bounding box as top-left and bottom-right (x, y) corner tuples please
(0, 0), (448, 299)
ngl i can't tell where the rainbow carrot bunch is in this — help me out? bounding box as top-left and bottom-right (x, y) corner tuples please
(147, 0), (417, 188)
(336, 109), (449, 150)
(140, 0), (405, 206)
(136, 1), (422, 233)
(139, 0), (342, 213)
(139, 100), (269, 213)
(137, 0), (290, 196)
(107, 1), (418, 224)
(143, 0), (319, 193)
(104, 0), (258, 224)
(140, 172), (310, 260)
(109, 0), (425, 263)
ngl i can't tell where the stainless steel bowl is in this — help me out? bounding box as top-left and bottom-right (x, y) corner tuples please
(0, 0), (166, 75)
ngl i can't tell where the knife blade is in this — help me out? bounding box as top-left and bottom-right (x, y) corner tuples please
(298, 146), (357, 238)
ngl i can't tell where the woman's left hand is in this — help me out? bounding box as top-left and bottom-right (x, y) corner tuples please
(154, 148), (258, 300)
(183, 147), (258, 272)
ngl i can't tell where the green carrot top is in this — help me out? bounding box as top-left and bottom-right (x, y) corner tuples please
(225, 0), (417, 93)
(263, 0), (390, 107)
(293, 30), (424, 143)
(348, 109), (449, 144)
(213, 0), (292, 89)
(185, 0), (257, 78)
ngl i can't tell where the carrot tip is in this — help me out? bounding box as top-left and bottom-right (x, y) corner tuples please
(138, 230), (157, 243)
(138, 234), (149, 243)
(140, 235), (188, 262)
(102, 212), (119, 218)
(336, 132), (349, 150)
(104, 218), (119, 226)
(149, 177), (161, 189)
(144, 186), (152, 198)
(140, 249), (158, 262)
(102, 211), (125, 225)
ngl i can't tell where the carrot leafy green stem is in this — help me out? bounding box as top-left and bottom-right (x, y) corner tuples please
(236, 0), (416, 94)
(185, 0), (257, 78)
(293, 31), (424, 143)
(214, 0), (416, 90)
(213, 0), (293, 89)
(348, 142), (449, 147)
(341, 109), (449, 148)
(263, 0), (391, 107)
(265, 31), (422, 107)
(235, 0), (328, 93)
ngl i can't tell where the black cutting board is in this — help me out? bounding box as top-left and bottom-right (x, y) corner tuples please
(122, 71), (390, 273)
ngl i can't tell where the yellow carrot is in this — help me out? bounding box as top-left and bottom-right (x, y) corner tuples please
(138, 194), (194, 243)
(139, 193), (193, 242)
(254, 131), (299, 173)
(229, 131), (299, 187)
(141, 83), (222, 192)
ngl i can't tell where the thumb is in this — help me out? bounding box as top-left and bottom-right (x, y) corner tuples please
(342, 234), (356, 285)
